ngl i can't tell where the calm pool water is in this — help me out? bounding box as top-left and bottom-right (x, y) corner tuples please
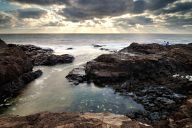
(2, 44), (144, 116)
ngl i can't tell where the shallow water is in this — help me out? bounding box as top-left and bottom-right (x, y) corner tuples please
(2, 44), (144, 116)
(1, 34), (192, 116)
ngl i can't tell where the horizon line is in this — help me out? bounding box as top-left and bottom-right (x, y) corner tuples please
(0, 33), (192, 35)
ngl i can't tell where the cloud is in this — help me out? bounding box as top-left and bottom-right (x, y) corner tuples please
(161, 1), (192, 14)
(9, 0), (70, 5)
(60, 0), (134, 21)
(2, 0), (192, 33)
(164, 15), (192, 27)
(0, 12), (15, 28)
(115, 15), (153, 27)
(132, 0), (178, 13)
(16, 8), (47, 19)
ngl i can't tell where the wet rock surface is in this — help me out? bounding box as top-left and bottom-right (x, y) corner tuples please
(0, 112), (152, 128)
(126, 86), (186, 122)
(9, 44), (75, 66)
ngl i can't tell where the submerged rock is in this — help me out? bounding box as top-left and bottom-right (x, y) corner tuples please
(0, 112), (152, 128)
(67, 47), (73, 50)
(92, 44), (104, 48)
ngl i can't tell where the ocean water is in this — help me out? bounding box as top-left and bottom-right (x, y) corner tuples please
(0, 34), (191, 116)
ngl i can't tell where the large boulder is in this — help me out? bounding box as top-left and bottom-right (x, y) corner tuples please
(0, 47), (33, 86)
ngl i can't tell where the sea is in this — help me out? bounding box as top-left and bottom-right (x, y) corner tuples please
(0, 34), (191, 116)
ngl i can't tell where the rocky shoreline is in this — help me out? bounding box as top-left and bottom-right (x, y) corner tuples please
(0, 39), (74, 106)
(0, 38), (192, 128)
(67, 42), (192, 127)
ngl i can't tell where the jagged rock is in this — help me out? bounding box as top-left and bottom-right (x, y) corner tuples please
(67, 43), (192, 123)
(132, 86), (186, 122)
(33, 54), (74, 66)
(85, 43), (192, 89)
(9, 44), (75, 66)
(119, 43), (168, 54)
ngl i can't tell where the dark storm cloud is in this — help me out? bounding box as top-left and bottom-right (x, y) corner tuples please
(164, 15), (192, 27)
(0, 12), (14, 28)
(4, 0), (192, 33)
(160, 15), (192, 32)
(9, 0), (70, 5)
(115, 16), (153, 27)
(61, 0), (134, 21)
(161, 2), (192, 14)
(132, 0), (178, 13)
(17, 8), (47, 19)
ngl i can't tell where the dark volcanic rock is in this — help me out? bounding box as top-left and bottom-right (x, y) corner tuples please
(85, 53), (167, 84)
(0, 46), (33, 86)
(131, 86), (186, 122)
(0, 70), (42, 101)
(67, 47), (73, 50)
(66, 66), (88, 85)
(119, 43), (168, 54)
(0, 40), (42, 103)
(93, 44), (103, 48)
(10, 44), (75, 66)
(33, 54), (74, 66)
(67, 42), (192, 123)
(85, 43), (192, 89)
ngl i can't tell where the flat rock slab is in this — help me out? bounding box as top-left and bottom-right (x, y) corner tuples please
(0, 112), (152, 128)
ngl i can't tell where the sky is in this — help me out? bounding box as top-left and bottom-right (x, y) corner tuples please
(0, 0), (192, 34)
